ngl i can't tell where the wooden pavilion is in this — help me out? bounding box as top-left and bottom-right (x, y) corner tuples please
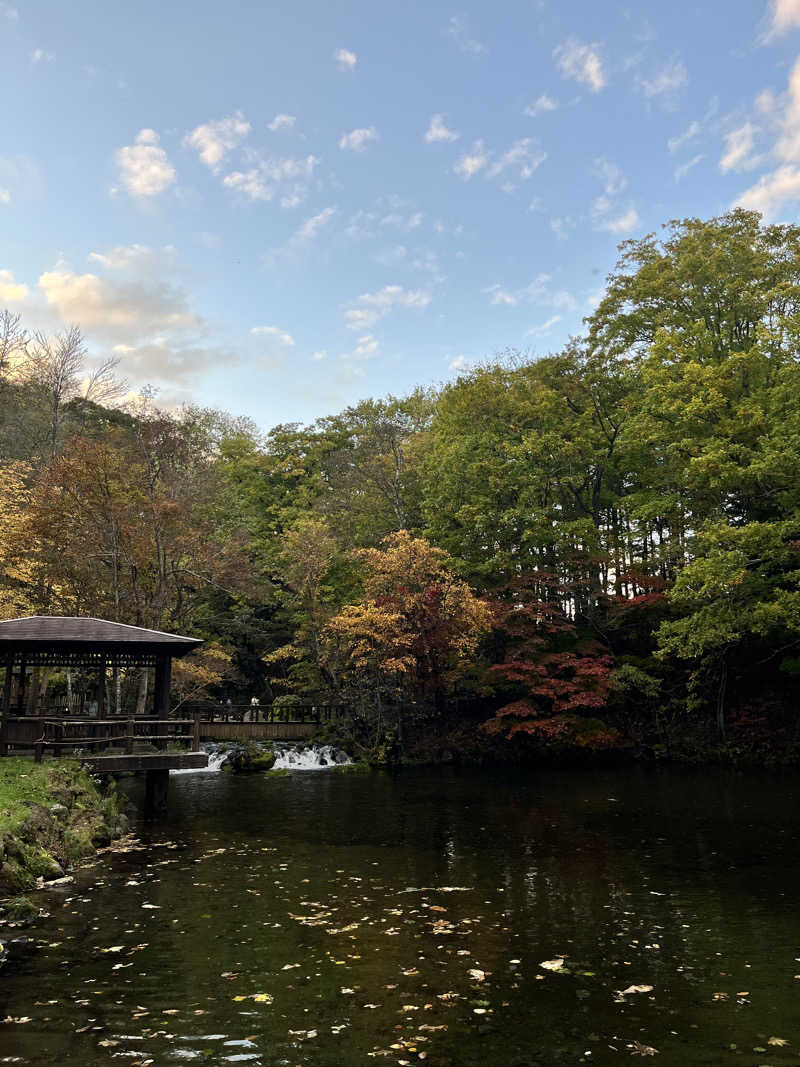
(0, 618), (207, 805)
(0, 616), (202, 720)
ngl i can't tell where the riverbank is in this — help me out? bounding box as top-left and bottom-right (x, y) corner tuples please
(0, 757), (128, 912)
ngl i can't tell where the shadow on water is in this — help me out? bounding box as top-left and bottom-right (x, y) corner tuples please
(1, 764), (799, 1065)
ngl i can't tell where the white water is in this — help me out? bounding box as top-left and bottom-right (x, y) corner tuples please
(171, 743), (351, 774)
(273, 743), (351, 770)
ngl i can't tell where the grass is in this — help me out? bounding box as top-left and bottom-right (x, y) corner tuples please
(0, 757), (62, 833)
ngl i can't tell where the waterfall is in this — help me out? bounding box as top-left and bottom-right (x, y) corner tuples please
(273, 743), (351, 770)
(171, 742), (351, 773)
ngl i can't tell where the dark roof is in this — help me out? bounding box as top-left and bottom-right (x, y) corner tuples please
(0, 616), (202, 656)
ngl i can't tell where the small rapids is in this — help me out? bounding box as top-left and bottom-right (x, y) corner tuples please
(171, 741), (351, 773)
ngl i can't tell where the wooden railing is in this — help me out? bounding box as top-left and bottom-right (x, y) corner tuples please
(185, 703), (348, 724)
(0, 715), (200, 761)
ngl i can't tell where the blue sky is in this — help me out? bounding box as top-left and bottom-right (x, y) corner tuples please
(2, 0), (800, 428)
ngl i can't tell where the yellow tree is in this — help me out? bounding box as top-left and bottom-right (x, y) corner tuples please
(322, 530), (491, 730)
(0, 461), (35, 619)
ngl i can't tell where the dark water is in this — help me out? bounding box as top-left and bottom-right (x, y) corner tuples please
(2, 765), (800, 1066)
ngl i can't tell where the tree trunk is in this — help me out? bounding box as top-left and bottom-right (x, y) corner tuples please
(135, 668), (150, 716)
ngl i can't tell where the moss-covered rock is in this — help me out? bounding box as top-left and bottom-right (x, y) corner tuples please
(228, 741), (276, 774)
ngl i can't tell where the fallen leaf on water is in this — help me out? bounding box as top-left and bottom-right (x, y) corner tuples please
(621, 985), (653, 995)
(468, 968), (487, 982)
(539, 958), (566, 972)
(768, 1037), (789, 1047)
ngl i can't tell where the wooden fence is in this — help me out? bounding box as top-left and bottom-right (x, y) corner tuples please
(0, 715), (199, 760)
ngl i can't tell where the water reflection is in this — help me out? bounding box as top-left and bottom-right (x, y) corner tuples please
(0, 765), (799, 1065)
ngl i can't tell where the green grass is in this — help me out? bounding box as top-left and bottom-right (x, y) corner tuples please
(0, 757), (61, 833)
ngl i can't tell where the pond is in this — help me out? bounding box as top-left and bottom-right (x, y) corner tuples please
(1, 764), (800, 1065)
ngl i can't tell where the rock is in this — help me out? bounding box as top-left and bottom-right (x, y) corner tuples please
(49, 803), (69, 820)
(0, 861), (27, 897)
(228, 742), (276, 774)
(18, 805), (56, 843)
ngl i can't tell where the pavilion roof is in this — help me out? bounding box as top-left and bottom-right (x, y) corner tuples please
(0, 617), (202, 660)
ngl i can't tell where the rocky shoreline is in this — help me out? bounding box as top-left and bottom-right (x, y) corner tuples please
(0, 758), (128, 938)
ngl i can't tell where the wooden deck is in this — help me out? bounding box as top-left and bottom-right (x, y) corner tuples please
(199, 720), (315, 742)
(84, 750), (208, 773)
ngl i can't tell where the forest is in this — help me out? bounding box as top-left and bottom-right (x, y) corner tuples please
(1, 209), (799, 765)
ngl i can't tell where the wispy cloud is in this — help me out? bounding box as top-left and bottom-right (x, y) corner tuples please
(339, 126), (378, 152)
(527, 314), (561, 337)
(590, 157), (639, 234)
(184, 112), (251, 171)
(720, 122), (761, 172)
(30, 48), (54, 63)
(223, 153), (318, 201)
(554, 39), (606, 92)
(446, 15), (486, 55)
(455, 138), (546, 186)
(0, 2), (18, 20)
(424, 114), (459, 143)
(524, 95), (558, 117)
(334, 48), (357, 71)
(345, 284), (430, 330)
(250, 325), (295, 346)
(763, 0), (800, 41)
(674, 153), (704, 181)
(637, 60), (688, 106)
(668, 119), (701, 153)
(113, 129), (176, 198)
(293, 206), (337, 241)
(268, 114), (296, 132)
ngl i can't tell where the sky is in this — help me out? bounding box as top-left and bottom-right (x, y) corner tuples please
(2, 0), (800, 430)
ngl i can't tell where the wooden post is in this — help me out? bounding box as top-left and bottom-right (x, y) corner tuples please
(96, 657), (106, 719)
(192, 714), (200, 752)
(0, 655), (13, 756)
(144, 768), (169, 818)
(153, 655), (172, 718)
(126, 718), (135, 754)
(16, 655), (27, 716)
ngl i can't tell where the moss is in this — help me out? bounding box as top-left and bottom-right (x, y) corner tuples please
(228, 742), (277, 774)
(3, 895), (38, 923)
(0, 757), (123, 901)
(330, 761), (371, 774)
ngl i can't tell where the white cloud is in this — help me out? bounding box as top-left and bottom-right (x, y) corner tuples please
(268, 113), (296, 132)
(487, 138), (547, 181)
(454, 140), (489, 179)
(674, 153), (704, 181)
(554, 39), (606, 92)
(30, 48), (54, 63)
(449, 354), (470, 371)
(0, 2), (18, 19)
(600, 207), (641, 234)
(334, 48), (357, 71)
(0, 188), (9, 205)
(424, 114), (459, 143)
(736, 164), (800, 217)
(184, 112), (250, 171)
(114, 129), (176, 198)
(482, 274), (574, 310)
(223, 154), (319, 200)
(311, 350), (327, 361)
(720, 123), (760, 172)
(524, 95), (558, 117)
(293, 206), (337, 241)
(88, 244), (178, 273)
(550, 216), (575, 240)
(527, 314), (561, 337)
(37, 263), (199, 342)
(764, 0), (800, 40)
(345, 284), (431, 330)
(446, 15), (486, 55)
(637, 61), (687, 103)
(668, 119), (701, 153)
(0, 269), (27, 303)
(339, 127), (378, 152)
(591, 158), (639, 234)
(733, 56), (800, 217)
(112, 338), (238, 385)
(250, 325), (295, 346)
(351, 334), (380, 360)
